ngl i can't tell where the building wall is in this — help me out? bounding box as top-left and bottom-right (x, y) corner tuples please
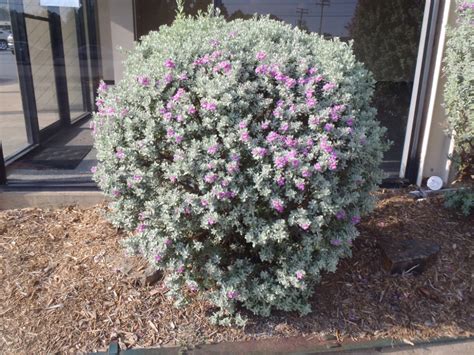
(98, 0), (134, 83)
(97, 0), (114, 82)
(418, 0), (457, 186)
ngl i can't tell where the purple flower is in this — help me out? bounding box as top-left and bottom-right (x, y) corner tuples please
(207, 162), (215, 170)
(172, 88), (186, 102)
(330, 239), (342, 246)
(256, 51), (267, 61)
(309, 116), (320, 125)
(201, 101), (217, 111)
(296, 182), (305, 191)
(231, 154), (240, 162)
(295, 270), (305, 280)
(164, 73), (173, 84)
(204, 173), (218, 184)
(276, 177), (286, 186)
(133, 174), (142, 182)
(271, 199), (284, 213)
(207, 217), (216, 225)
(177, 265), (185, 273)
(261, 121), (270, 129)
(112, 189), (121, 197)
(238, 120), (247, 129)
(188, 283), (198, 292)
(164, 58), (175, 69)
(285, 77), (296, 88)
(137, 75), (150, 86)
(306, 97), (317, 108)
(328, 154), (338, 171)
(213, 60), (232, 74)
(308, 67), (318, 75)
(178, 72), (188, 81)
(188, 105), (197, 115)
(351, 215), (361, 225)
(166, 128), (175, 138)
(201, 199), (208, 207)
(175, 135), (183, 143)
(95, 98), (104, 107)
(154, 254), (162, 262)
(252, 147), (268, 158)
(266, 131), (281, 143)
(207, 144), (219, 155)
(274, 156), (288, 169)
(320, 138), (334, 153)
(227, 290), (239, 299)
(240, 130), (250, 142)
(280, 122), (289, 132)
(324, 123), (334, 132)
(336, 210), (346, 220)
(346, 117), (354, 126)
(115, 149), (125, 160)
(165, 238), (172, 246)
(323, 82), (337, 92)
(98, 81), (108, 92)
(302, 169), (312, 178)
(193, 54), (210, 66)
(90, 166), (97, 173)
(136, 223), (147, 233)
(284, 136), (297, 148)
(314, 163), (322, 172)
(226, 161), (239, 174)
(299, 222), (311, 230)
(255, 65), (268, 75)
(169, 175), (177, 183)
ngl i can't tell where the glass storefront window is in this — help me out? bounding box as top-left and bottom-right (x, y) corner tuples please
(0, 1), (29, 158)
(218, 0), (426, 174)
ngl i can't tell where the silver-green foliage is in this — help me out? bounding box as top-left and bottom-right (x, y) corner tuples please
(92, 10), (386, 324)
(444, 1), (474, 178)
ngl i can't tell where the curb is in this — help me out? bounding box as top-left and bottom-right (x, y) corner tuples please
(0, 190), (107, 210)
(94, 335), (474, 354)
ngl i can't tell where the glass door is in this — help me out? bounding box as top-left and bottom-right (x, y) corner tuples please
(23, 3), (61, 130)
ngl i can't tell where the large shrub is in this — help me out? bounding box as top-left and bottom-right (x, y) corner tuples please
(92, 8), (386, 324)
(443, 1), (474, 179)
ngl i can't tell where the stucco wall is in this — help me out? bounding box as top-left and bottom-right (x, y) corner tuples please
(418, 0), (457, 185)
(96, 0), (134, 83)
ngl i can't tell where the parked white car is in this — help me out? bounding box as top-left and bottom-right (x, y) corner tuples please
(0, 29), (10, 51)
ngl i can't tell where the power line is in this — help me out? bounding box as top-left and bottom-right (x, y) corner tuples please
(315, 0), (331, 33)
(296, 7), (309, 28)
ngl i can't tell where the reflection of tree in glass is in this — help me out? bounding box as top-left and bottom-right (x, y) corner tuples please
(135, 0), (212, 39)
(217, 4), (284, 23)
(347, 0), (425, 82)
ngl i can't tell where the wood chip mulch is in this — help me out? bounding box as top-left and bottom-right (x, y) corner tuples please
(0, 190), (473, 353)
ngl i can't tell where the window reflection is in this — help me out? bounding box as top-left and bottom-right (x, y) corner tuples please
(218, 0), (426, 172)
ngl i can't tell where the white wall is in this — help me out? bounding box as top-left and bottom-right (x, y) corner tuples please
(97, 0), (114, 82)
(108, 0), (135, 83)
(418, 0), (457, 186)
(96, 0), (134, 83)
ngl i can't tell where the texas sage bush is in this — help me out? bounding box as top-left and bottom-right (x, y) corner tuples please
(92, 8), (386, 324)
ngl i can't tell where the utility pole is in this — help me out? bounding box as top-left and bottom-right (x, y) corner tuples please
(296, 7), (309, 29)
(315, 0), (330, 34)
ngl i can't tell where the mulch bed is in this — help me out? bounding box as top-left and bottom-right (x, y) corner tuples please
(0, 190), (473, 353)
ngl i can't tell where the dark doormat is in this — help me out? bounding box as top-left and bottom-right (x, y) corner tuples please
(18, 146), (92, 170)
